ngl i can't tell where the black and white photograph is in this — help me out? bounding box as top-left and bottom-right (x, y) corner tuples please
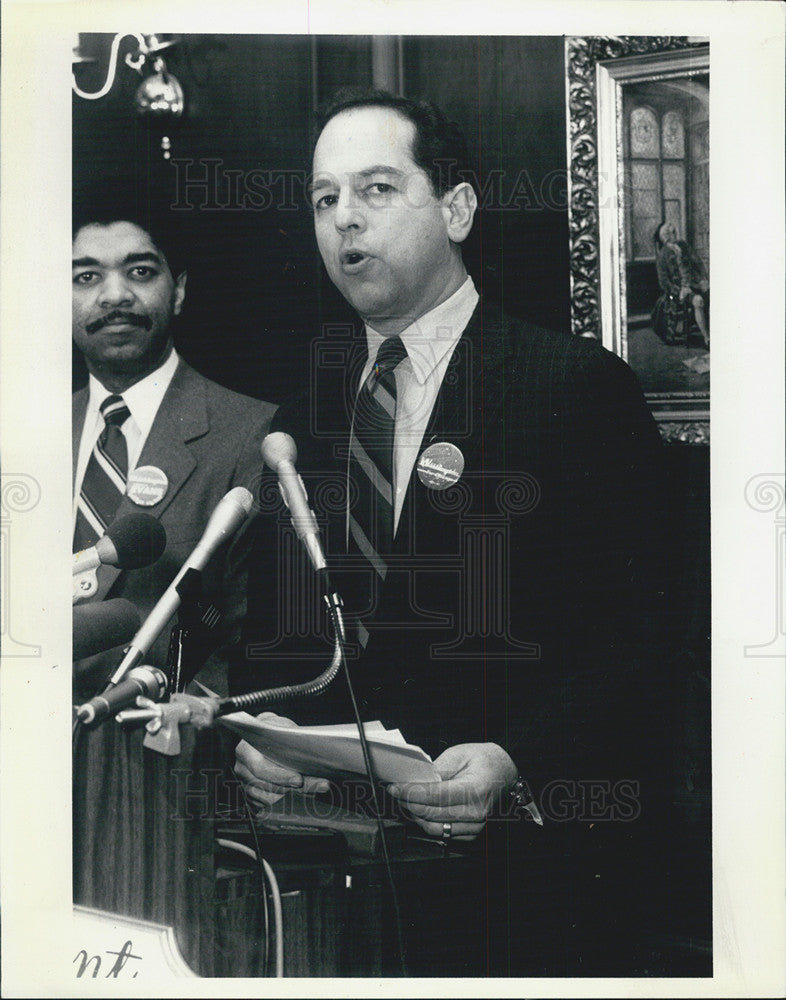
(1, 2), (784, 995)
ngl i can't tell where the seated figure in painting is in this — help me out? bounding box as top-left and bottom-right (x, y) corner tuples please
(652, 221), (709, 348)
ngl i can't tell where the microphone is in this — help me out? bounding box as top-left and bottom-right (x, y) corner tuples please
(261, 432), (327, 573)
(73, 598), (141, 662)
(75, 665), (168, 726)
(73, 513), (167, 575)
(107, 486), (255, 685)
(73, 514), (167, 604)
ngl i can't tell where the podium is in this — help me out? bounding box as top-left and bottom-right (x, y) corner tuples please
(212, 835), (489, 977)
(72, 719), (490, 977)
(73, 720), (224, 975)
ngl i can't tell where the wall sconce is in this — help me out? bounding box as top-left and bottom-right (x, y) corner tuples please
(72, 33), (184, 160)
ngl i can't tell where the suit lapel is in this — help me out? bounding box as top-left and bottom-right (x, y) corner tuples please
(418, 300), (502, 474)
(92, 361), (208, 601)
(397, 300), (509, 545)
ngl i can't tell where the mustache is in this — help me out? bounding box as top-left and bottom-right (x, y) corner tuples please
(85, 310), (152, 335)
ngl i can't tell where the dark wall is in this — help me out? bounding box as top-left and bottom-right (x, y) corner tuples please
(403, 35), (570, 332)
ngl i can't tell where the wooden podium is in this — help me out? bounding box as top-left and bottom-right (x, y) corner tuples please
(72, 718), (488, 977)
(72, 719), (224, 975)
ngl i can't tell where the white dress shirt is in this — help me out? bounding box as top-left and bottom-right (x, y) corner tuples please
(361, 276), (479, 530)
(73, 349), (180, 526)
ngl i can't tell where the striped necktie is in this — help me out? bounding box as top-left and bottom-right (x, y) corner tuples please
(347, 336), (408, 647)
(73, 395), (131, 552)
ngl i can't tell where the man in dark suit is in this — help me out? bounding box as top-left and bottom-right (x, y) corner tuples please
(72, 209), (276, 694)
(235, 92), (671, 975)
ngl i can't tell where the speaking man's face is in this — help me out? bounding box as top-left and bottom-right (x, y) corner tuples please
(311, 106), (463, 335)
(72, 221), (185, 382)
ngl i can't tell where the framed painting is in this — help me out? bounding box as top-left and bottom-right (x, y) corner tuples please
(566, 38), (710, 443)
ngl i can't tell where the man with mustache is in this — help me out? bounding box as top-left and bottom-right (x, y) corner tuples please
(235, 92), (672, 974)
(72, 207), (276, 693)
(71, 206), (276, 938)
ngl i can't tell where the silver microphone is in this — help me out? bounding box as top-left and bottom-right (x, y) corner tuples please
(261, 432), (327, 573)
(107, 487), (254, 685)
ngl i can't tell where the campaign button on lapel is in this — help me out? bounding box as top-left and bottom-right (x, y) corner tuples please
(416, 442), (464, 490)
(126, 466), (168, 507)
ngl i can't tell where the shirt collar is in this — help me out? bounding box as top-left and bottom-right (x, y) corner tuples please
(365, 276), (478, 385)
(87, 349), (180, 437)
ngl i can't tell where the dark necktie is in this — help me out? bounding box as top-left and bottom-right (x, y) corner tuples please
(347, 336), (408, 647)
(73, 395), (131, 552)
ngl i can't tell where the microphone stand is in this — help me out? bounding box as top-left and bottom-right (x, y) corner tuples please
(108, 574), (409, 972)
(116, 589), (346, 756)
(166, 568), (222, 695)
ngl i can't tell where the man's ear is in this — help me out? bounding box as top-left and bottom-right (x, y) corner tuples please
(173, 270), (187, 316)
(442, 182), (477, 244)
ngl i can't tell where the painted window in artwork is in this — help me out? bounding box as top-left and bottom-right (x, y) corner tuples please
(630, 106), (659, 157)
(630, 161), (662, 259)
(626, 103), (687, 261)
(662, 110), (685, 158)
(663, 162), (686, 235)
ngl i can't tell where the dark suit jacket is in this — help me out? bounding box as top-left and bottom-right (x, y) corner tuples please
(240, 299), (670, 785)
(238, 302), (673, 974)
(73, 358), (276, 695)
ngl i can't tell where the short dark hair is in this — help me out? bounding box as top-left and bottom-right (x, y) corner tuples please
(72, 184), (186, 278)
(315, 89), (473, 197)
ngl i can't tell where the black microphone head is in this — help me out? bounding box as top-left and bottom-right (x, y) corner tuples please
(104, 513), (167, 570)
(73, 598), (142, 661)
(261, 431), (297, 471)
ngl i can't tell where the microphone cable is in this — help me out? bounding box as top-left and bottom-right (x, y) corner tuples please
(236, 778), (272, 976)
(224, 592), (411, 976)
(215, 837), (283, 978)
(328, 609), (410, 978)
(211, 734), (272, 976)
(230, 584), (411, 976)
